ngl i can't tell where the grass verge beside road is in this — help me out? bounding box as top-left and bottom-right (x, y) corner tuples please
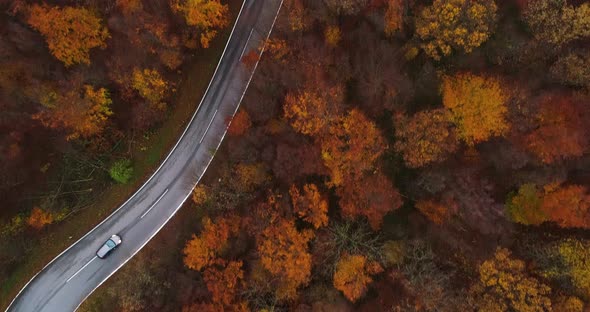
(0, 1), (241, 308)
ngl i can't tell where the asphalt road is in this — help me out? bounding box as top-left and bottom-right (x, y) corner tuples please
(6, 0), (283, 311)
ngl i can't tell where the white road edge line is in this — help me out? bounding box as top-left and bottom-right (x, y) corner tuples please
(200, 110), (219, 143)
(66, 257), (97, 283)
(4, 0), (250, 310)
(140, 189), (169, 219)
(73, 0), (284, 310)
(240, 28), (255, 59)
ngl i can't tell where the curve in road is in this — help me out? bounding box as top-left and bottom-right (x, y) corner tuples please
(6, 0), (283, 311)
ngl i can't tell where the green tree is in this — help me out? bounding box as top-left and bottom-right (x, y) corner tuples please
(506, 183), (546, 226)
(415, 0), (497, 60)
(109, 159), (133, 184)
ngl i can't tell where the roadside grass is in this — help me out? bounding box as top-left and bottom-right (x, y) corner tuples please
(0, 1), (240, 308)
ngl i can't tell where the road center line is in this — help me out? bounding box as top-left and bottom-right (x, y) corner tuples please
(140, 189), (169, 219)
(66, 256), (97, 283)
(200, 109), (219, 143)
(240, 28), (255, 59)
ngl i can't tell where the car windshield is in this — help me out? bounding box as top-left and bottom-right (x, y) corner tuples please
(106, 239), (116, 248)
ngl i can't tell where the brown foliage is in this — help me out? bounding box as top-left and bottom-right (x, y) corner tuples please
(233, 163), (268, 193)
(338, 172), (403, 230)
(524, 95), (588, 164)
(228, 109), (252, 136)
(415, 198), (457, 225)
(384, 0), (404, 35)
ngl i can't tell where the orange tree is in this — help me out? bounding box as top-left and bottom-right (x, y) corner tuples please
(34, 84), (113, 141)
(27, 207), (54, 230)
(203, 261), (246, 307)
(442, 73), (509, 145)
(394, 109), (458, 168)
(289, 184), (329, 229)
(256, 218), (314, 300)
(171, 0), (230, 48)
(542, 185), (590, 229)
(333, 254), (383, 302)
(27, 4), (109, 66)
(183, 216), (241, 271)
(321, 109), (386, 186)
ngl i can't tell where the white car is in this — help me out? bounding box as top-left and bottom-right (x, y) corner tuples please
(96, 234), (122, 259)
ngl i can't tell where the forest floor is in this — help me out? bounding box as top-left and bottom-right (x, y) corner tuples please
(0, 1), (241, 308)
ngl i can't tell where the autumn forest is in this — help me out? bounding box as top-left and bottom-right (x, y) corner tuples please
(2, 0), (590, 311)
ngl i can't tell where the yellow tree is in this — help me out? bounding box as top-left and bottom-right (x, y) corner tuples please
(289, 184), (329, 229)
(27, 5), (109, 66)
(333, 254), (383, 302)
(257, 219), (314, 300)
(524, 0), (590, 46)
(324, 25), (342, 47)
(172, 0), (229, 48)
(415, 0), (497, 60)
(132, 68), (168, 110)
(442, 73), (509, 145)
(470, 248), (552, 311)
(553, 239), (590, 300)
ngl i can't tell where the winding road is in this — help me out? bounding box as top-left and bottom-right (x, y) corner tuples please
(6, 0), (283, 310)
